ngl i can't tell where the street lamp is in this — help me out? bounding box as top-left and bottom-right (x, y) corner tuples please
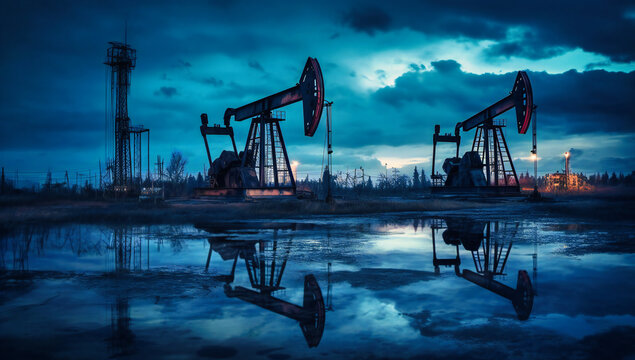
(529, 104), (540, 199)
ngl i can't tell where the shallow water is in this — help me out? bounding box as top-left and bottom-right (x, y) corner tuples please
(1, 213), (634, 359)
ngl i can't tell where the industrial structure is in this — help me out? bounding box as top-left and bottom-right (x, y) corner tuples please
(543, 151), (593, 192)
(203, 235), (325, 347)
(197, 57), (324, 198)
(104, 40), (150, 194)
(430, 218), (534, 320)
(431, 72), (535, 195)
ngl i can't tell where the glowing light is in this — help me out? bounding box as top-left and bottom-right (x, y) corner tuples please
(517, 155), (541, 161)
(376, 156), (429, 168)
(564, 152), (570, 158)
(291, 160), (300, 178)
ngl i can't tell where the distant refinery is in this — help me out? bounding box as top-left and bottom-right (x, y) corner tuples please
(543, 152), (593, 193)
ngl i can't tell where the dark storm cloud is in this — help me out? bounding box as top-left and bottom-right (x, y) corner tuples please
(568, 148), (584, 157)
(340, 1), (635, 62)
(375, 60), (635, 134)
(342, 6), (392, 35)
(154, 86), (178, 98)
(585, 61), (612, 71)
(430, 60), (461, 73)
(508, 44), (565, 60)
(177, 59), (192, 68)
(485, 35), (567, 60)
(248, 60), (265, 72)
(200, 77), (224, 87)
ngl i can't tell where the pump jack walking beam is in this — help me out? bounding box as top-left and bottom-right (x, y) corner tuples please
(462, 269), (533, 320)
(224, 57), (325, 137)
(456, 71), (533, 135)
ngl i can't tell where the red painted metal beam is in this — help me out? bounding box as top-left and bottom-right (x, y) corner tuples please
(459, 71), (533, 134)
(223, 57), (324, 137)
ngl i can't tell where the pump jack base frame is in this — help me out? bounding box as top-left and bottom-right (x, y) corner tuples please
(194, 187), (296, 199)
(431, 186), (521, 196)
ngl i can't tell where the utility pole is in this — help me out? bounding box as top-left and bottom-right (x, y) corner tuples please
(530, 104), (540, 199)
(360, 167), (365, 189)
(324, 101), (333, 204)
(99, 161), (102, 190)
(147, 129), (150, 181)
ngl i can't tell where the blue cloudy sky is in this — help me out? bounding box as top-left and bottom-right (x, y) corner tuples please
(1, 0), (634, 183)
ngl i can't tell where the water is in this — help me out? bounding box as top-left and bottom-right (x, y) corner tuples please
(1, 213), (634, 359)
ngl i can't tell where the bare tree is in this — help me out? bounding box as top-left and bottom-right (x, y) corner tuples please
(165, 151), (187, 184)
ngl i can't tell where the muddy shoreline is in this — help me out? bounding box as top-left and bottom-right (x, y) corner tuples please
(1, 192), (634, 226)
(0, 197), (490, 225)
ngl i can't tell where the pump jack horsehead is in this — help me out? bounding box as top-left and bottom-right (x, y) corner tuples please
(198, 57), (325, 198)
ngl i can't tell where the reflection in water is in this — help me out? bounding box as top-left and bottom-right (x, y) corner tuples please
(205, 236), (326, 348)
(0, 227), (48, 271)
(0, 225), (154, 273)
(1, 219), (633, 359)
(107, 226), (145, 357)
(431, 218), (535, 320)
(109, 296), (135, 356)
(326, 230), (334, 312)
(110, 226), (149, 273)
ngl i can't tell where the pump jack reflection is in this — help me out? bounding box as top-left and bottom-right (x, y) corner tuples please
(204, 237), (326, 348)
(431, 218), (534, 320)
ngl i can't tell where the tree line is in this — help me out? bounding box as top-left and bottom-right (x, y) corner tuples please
(2, 151), (634, 199)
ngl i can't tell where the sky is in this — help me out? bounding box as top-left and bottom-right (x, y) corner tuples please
(1, 0), (634, 185)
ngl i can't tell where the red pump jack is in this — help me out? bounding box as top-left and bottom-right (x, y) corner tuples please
(431, 72), (534, 194)
(198, 57), (324, 198)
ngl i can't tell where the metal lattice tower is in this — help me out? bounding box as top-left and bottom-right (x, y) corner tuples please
(471, 119), (519, 187)
(105, 42), (136, 191)
(243, 111), (295, 188)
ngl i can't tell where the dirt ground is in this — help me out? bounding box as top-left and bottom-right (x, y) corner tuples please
(0, 189), (633, 226)
(0, 196), (486, 225)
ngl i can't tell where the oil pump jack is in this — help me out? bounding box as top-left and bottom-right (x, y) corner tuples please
(197, 57), (324, 198)
(431, 72), (534, 194)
